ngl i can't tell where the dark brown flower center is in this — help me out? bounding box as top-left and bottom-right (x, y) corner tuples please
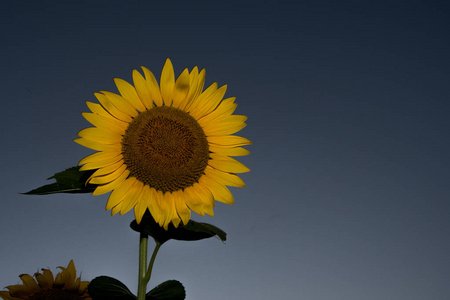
(121, 106), (209, 193)
(28, 288), (83, 300)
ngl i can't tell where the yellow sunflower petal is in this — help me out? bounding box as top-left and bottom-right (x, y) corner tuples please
(54, 266), (71, 288)
(6, 284), (34, 299)
(102, 91), (139, 118)
(147, 187), (164, 225)
(111, 201), (122, 216)
(86, 101), (113, 118)
(114, 78), (146, 112)
(180, 186), (203, 216)
(41, 269), (54, 285)
(184, 183), (214, 217)
(0, 291), (20, 300)
(89, 164), (127, 185)
(79, 281), (89, 293)
(92, 169), (130, 195)
(134, 185), (150, 224)
(207, 135), (252, 147)
(132, 69), (153, 109)
(208, 153), (250, 173)
(180, 67), (198, 110)
(154, 190), (170, 227)
(197, 97), (236, 126)
(74, 137), (112, 151)
(206, 122), (247, 137)
(141, 66), (163, 106)
(188, 82), (218, 114)
(66, 277), (81, 292)
(88, 160), (123, 179)
(192, 68), (206, 101)
(79, 153), (123, 171)
(34, 273), (51, 289)
(199, 174), (234, 204)
(77, 127), (123, 144)
(160, 58), (175, 106)
(94, 92), (133, 122)
(172, 68), (190, 109)
(66, 260), (77, 285)
(120, 179), (144, 215)
(78, 150), (122, 165)
(160, 192), (176, 230)
(193, 183), (215, 217)
(166, 195), (182, 228)
(82, 112), (128, 133)
(171, 214), (182, 228)
(173, 190), (191, 225)
(190, 85), (227, 119)
(19, 274), (39, 292)
(205, 165), (246, 187)
(209, 145), (250, 156)
(202, 115), (247, 136)
(106, 178), (135, 210)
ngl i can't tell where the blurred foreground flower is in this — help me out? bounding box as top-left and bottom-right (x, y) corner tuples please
(0, 260), (91, 300)
(75, 58), (251, 229)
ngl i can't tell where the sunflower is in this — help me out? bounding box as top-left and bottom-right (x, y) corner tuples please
(74, 59), (250, 229)
(0, 260), (91, 300)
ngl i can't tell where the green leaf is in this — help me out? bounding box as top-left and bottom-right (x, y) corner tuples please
(146, 280), (185, 300)
(130, 211), (227, 244)
(88, 276), (136, 300)
(23, 166), (97, 195)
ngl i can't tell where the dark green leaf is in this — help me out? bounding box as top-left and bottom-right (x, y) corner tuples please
(130, 211), (226, 244)
(146, 280), (185, 300)
(88, 276), (136, 300)
(23, 166), (96, 195)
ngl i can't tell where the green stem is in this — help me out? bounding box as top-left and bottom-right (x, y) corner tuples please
(145, 241), (162, 284)
(137, 233), (148, 300)
(137, 233), (162, 300)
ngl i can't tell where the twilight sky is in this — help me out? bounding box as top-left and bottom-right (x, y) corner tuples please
(1, 1), (449, 299)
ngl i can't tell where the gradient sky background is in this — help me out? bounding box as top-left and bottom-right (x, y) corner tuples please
(1, 1), (449, 299)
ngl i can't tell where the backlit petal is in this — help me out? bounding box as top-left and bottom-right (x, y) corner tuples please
(133, 69), (153, 109)
(172, 68), (190, 108)
(208, 153), (250, 173)
(82, 112), (128, 133)
(205, 165), (246, 187)
(114, 78), (146, 112)
(79, 153), (123, 171)
(188, 82), (217, 115)
(199, 174), (234, 204)
(94, 92), (133, 122)
(160, 58), (175, 106)
(89, 164), (127, 185)
(106, 178), (135, 210)
(209, 145), (250, 156)
(102, 91), (139, 118)
(190, 85), (227, 119)
(92, 169), (130, 195)
(120, 179), (144, 215)
(141, 66), (163, 106)
(207, 135), (252, 147)
(77, 127), (123, 144)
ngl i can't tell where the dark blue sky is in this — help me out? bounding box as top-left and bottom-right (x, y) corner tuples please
(1, 1), (449, 299)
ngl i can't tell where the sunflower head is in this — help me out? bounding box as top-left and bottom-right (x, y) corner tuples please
(0, 260), (91, 300)
(75, 59), (251, 229)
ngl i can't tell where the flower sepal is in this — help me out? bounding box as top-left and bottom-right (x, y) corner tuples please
(130, 211), (226, 245)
